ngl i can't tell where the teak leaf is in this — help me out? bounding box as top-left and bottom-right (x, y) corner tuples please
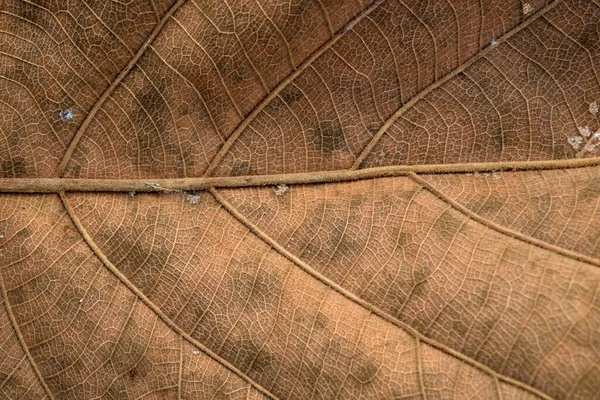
(1, 0), (599, 399)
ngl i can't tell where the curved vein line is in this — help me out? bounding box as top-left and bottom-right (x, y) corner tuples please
(0, 260), (55, 399)
(352, 0), (559, 169)
(416, 338), (426, 400)
(0, 356), (24, 388)
(23, 5), (110, 85)
(0, 75), (63, 144)
(409, 172), (600, 267)
(543, 6), (600, 89)
(209, 188), (553, 400)
(170, 16), (243, 118)
(461, 69), (506, 156)
(177, 335), (183, 400)
(57, 0), (188, 177)
(58, 192), (278, 400)
(2, 157), (600, 193)
(0, 15), (100, 105)
(504, 37), (578, 132)
(0, 45), (83, 110)
(495, 376), (504, 400)
(80, 1), (134, 56)
(203, 0), (385, 177)
(148, 45), (224, 141)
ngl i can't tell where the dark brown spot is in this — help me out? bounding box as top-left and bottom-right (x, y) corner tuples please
(14, 226), (31, 241)
(105, 230), (170, 293)
(128, 68), (170, 173)
(315, 312), (328, 330)
(233, 339), (273, 375)
(580, 177), (600, 202)
(312, 120), (346, 156)
(13, 1), (40, 23)
(432, 210), (463, 240)
(477, 196), (505, 215)
(1, 157), (27, 178)
(392, 229), (413, 248)
(281, 0), (312, 41)
(452, 318), (469, 336)
(281, 85), (304, 104)
(230, 161), (251, 176)
(350, 354), (379, 385)
(216, 57), (245, 84)
(231, 261), (283, 311)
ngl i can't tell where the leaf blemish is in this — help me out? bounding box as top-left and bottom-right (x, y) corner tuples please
(274, 184), (288, 196)
(312, 120), (346, 156)
(59, 109), (74, 122)
(590, 101), (598, 116)
(568, 136), (583, 150)
(186, 193), (201, 204)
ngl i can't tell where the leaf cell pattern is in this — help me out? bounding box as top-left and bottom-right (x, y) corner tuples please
(0, 0), (599, 399)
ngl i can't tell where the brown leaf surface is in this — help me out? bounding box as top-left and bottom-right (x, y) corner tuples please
(0, 0), (599, 399)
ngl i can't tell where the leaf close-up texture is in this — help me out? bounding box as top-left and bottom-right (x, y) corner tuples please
(1, 0), (600, 399)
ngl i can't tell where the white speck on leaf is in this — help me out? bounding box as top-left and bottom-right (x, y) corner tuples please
(594, 130), (600, 140)
(585, 143), (598, 152)
(578, 126), (591, 138)
(523, 3), (534, 15)
(274, 184), (289, 196)
(192, 350), (200, 355)
(59, 109), (74, 121)
(129, 191), (136, 197)
(79, 299), (83, 303)
(490, 39), (497, 47)
(473, 171), (480, 177)
(186, 194), (201, 204)
(491, 171), (502, 180)
(145, 182), (180, 193)
(146, 182), (161, 190)
(568, 136), (583, 150)
(590, 101), (599, 116)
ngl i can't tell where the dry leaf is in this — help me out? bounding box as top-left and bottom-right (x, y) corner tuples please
(1, 1), (599, 399)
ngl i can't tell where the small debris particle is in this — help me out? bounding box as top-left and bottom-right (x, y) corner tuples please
(590, 101), (599, 116)
(491, 171), (503, 180)
(186, 194), (201, 204)
(59, 109), (74, 121)
(473, 171), (480, 177)
(79, 299), (83, 303)
(594, 130), (600, 140)
(274, 184), (289, 196)
(490, 39), (498, 47)
(192, 350), (200, 355)
(568, 136), (584, 150)
(145, 182), (181, 193)
(146, 182), (161, 190)
(523, 3), (534, 15)
(579, 126), (591, 138)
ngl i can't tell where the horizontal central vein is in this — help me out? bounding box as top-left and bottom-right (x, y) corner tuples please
(1, 157), (598, 193)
